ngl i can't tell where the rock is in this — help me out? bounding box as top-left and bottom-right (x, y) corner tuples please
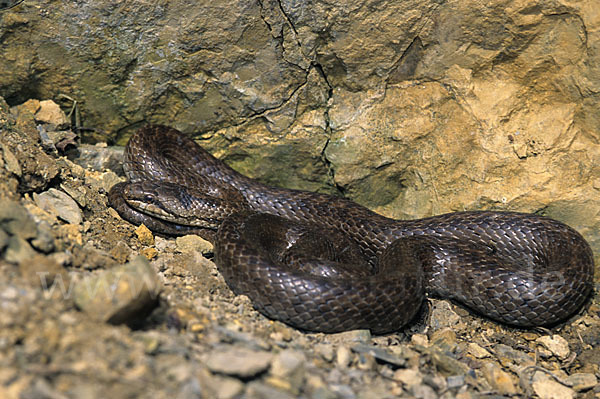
(34, 100), (69, 128)
(327, 329), (371, 344)
(315, 344), (335, 362)
(246, 381), (297, 399)
(351, 344), (406, 367)
(175, 235), (213, 255)
(73, 256), (160, 324)
(1, 143), (22, 177)
(269, 350), (306, 394)
(0, 199), (37, 240)
(564, 373), (597, 392)
(34, 188), (83, 225)
(135, 224), (154, 246)
(71, 144), (125, 175)
(481, 362), (517, 395)
(536, 335), (571, 360)
(429, 301), (462, 330)
(335, 346), (352, 368)
(4, 236), (36, 264)
(30, 220), (55, 253)
(532, 371), (575, 399)
(205, 346), (273, 378)
(207, 375), (244, 399)
(467, 342), (491, 359)
(394, 368), (422, 386)
(446, 374), (465, 389)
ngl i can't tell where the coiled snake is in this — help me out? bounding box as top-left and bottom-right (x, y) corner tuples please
(109, 125), (594, 333)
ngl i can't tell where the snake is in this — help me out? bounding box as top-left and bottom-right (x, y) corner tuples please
(108, 125), (595, 334)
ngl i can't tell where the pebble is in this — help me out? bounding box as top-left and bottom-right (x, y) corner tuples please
(4, 236), (36, 264)
(1, 142), (22, 176)
(336, 346), (353, 368)
(73, 144), (125, 174)
(532, 371), (575, 399)
(467, 342), (491, 359)
(73, 255), (160, 324)
(564, 372), (597, 391)
(34, 99), (69, 127)
(205, 346), (273, 378)
(315, 343), (335, 362)
(394, 368), (422, 386)
(536, 335), (570, 360)
(351, 344), (406, 367)
(328, 329), (371, 344)
(176, 234), (213, 254)
(429, 300), (462, 329)
(246, 381), (297, 399)
(30, 220), (55, 253)
(270, 350), (306, 394)
(34, 188), (83, 225)
(0, 199), (37, 239)
(135, 224), (155, 246)
(208, 375), (244, 399)
(481, 362), (517, 395)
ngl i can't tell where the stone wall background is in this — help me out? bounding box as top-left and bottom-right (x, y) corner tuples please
(1, 0), (599, 259)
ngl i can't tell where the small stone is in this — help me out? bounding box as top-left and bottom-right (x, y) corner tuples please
(446, 374), (465, 389)
(328, 329), (371, 344)
(176, 234), (213, 254)
(494, 343), (535, 367)
(564, 373), (597, 392)
(394, 368), (423, 386)
(109, 241), (131, 263)
(205, 346), (273, 378)
(411, 333), (429, 347)
(481, 362), (517, 395)
(135, 224), (154, 246)
(4, 236), (36, 264)
(429, 300), (462, 329)
(467, 342), (491, 359)
(210, 375), (244, 399)
(0, 199), (37, 239)
(336, 346), (352, 368)
(141, 247), (158, 260)
(246, 381), (297, 399)
(532, 371), (575, 399)
(30, 220), (55, 253)
(34, 100), (69, 127)
(351, 344), (406, 367)
(536, 335), (570, 360)
(409, 384), (437, 399)
(73, 255), (160, 324)
(315, 343), (335, 362)
(1, 143), (22, 177)
(356, 352), (377, 371)
(34, 188), (83, 225)
(270, 350), (306, 394)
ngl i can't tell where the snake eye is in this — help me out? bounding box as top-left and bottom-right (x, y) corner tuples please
(143, 194), (154, 203)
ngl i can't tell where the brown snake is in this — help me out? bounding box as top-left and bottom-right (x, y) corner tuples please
(109, 125), (595, 333)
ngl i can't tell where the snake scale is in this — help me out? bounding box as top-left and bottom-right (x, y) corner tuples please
(109, 125), (594, 334)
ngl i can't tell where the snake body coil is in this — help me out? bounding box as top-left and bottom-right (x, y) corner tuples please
(109, 125), (594, 333)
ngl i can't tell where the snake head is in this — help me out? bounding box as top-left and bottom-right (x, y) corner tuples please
(122, 181), (228, 229)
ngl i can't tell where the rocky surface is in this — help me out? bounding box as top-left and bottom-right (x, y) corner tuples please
(0, 98), (599, 398)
